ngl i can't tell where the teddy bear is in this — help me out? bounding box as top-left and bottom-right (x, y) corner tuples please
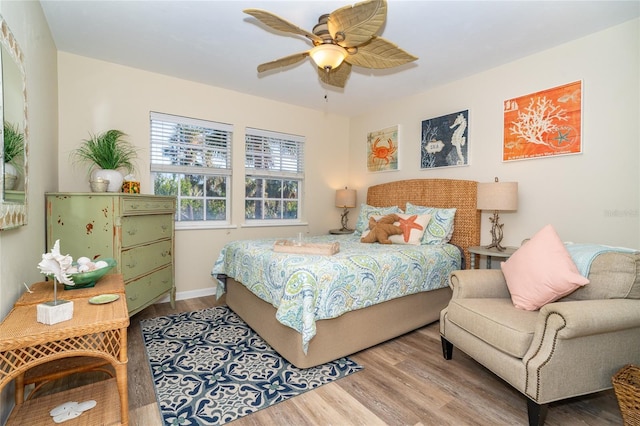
(360, 213), (403, 244)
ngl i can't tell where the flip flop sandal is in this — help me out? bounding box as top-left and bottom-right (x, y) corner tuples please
(49, 401), (79, 417)
(52, 409), (82, 423)
(77, 400), (97, 412)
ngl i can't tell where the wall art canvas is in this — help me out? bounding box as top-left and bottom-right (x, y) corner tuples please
(420, 110), (469, 169)
(503, 80), (582, 161)
(367, 125), (399, 172)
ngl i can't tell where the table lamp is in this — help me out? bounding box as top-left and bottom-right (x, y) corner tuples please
(335, 187), (357, 232)
(476, 177), (518, 251)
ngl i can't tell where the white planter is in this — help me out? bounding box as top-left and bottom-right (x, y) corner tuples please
(37, 300), (74, 325)
(4, 163), (18, 190)
(4, 174), (17, 190)
(92, 169), (123, 192)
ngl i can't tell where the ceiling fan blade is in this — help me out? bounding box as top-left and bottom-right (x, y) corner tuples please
(318, 62), (352, 88)
(345, 37), (417, 69)
(257, 51), (310, 73)
(244, 9), (322, 44)
(328, 0), (386, 48)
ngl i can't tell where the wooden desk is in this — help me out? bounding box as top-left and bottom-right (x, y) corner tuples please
(0, 275), (129, 425)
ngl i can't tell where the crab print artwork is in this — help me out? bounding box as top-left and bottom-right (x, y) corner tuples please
(371, 138), (397, 164)
(367, 125), (399, 172)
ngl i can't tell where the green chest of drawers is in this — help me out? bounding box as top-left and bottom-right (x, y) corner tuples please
(46, 193), (176, 316)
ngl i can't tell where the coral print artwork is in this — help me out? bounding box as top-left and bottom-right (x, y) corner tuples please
(420, 110), (469, 169)
(503, 80), (582, 161)
(367, 125), (399, 172)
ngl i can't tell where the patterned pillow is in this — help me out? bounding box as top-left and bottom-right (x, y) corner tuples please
(353, 204), (403, 236)
(388, 214), (432, 245)
(405, 202), (456, 244)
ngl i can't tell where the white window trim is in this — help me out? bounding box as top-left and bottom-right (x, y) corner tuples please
(150, 111), (233, 224)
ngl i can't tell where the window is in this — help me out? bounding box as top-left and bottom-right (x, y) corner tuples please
(150, 112), (232, 225)
(245, 128), (304, 222)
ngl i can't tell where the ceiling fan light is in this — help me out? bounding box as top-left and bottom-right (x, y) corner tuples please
(310, 44), (347, 70)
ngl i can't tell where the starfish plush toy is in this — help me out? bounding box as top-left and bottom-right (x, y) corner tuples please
(360, 214), (403, 244)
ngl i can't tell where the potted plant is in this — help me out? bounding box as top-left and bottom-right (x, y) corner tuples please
(3, 121), (24, 190)
(71, 129), (137, 192)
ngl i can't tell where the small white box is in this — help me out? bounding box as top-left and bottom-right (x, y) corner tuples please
(37, 300), (74, 325)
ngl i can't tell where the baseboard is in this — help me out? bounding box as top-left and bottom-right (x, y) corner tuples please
(155, 286), (217, 304)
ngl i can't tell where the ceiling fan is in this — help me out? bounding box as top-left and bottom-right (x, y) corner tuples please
(244, 0), (418, 88)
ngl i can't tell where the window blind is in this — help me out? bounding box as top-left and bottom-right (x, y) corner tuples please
(245, 127), (304, 178)
(150, 111), (232, 175)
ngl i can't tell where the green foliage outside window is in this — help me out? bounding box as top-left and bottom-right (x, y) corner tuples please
(245, 177), (299, 220)
(153, 172), (227, 222)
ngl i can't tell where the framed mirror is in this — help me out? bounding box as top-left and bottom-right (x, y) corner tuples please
(0, 15), (28, 230)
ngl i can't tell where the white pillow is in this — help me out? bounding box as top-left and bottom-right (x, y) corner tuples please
(389, 214), (432, 245)
(360, 213), (431, 245)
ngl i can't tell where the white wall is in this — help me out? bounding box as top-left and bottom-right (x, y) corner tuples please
(57, 53), (351, 295)
(0, 1), (58, 422)
(349, 19), (640, 249)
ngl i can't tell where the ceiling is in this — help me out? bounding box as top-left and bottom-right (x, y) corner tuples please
(40, 0), (639, 117)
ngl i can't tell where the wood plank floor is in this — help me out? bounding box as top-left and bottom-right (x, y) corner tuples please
(41, 296), (623, 425)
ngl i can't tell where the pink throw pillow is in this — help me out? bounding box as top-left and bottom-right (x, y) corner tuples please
(501, 224), (589, 310)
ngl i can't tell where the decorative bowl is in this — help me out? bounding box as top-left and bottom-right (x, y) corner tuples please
(90, 179), (109, 193)
(65, 258), (117, 290)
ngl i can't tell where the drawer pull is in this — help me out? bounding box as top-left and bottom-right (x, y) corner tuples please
(127, 228), (138, 235)
(126, 260), (137, 268)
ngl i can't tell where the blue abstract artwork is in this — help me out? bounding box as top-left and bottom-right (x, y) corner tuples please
(421, 110), (469, 169)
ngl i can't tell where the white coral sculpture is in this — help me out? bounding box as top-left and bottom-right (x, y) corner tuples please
(509, 96), (568, 146)
(37, 239), (74, 286)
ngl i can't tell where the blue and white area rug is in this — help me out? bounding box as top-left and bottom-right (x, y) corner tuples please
(141, 306), (363, 425)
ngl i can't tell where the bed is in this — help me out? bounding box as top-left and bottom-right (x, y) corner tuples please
(212, 179), (480, 368)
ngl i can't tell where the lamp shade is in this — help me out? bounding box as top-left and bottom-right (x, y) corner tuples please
(477, 181), (518, 211)
(310, 44), (347, 70)
(335, 188), (356, 208)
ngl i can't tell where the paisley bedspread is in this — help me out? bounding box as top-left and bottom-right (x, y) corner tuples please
(211, 235), (461, 353)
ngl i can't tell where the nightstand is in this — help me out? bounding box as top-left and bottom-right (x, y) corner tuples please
(329, 229), (354, 235)
(468, 245), (517, 269)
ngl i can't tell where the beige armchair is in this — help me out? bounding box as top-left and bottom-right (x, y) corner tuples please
(440, 251), (640, 426)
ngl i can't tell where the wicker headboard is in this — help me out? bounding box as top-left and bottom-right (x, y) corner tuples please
(367, 179), (481, 269)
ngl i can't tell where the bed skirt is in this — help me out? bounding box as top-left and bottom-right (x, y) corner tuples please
(226, 277), (452, 368)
